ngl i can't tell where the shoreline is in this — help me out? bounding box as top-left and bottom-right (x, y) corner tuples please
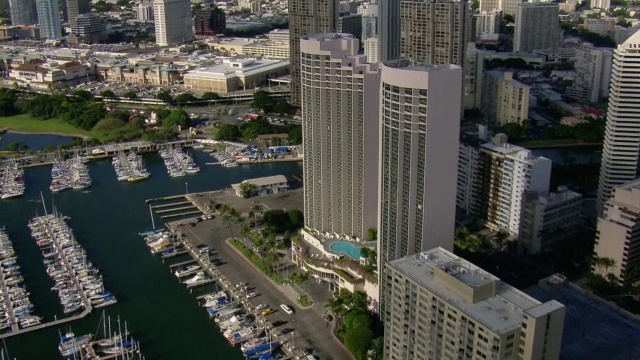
(3, 129), (90, 140)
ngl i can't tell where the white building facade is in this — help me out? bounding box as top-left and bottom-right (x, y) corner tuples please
(596, 30), (640, 214)
(568, 43), (613, 103)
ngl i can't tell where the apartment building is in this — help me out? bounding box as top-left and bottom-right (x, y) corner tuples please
(384, 247), (566, 360)
(514, 3), (559, 52)
(480, 0), (522, 15)
(568, 43), (613, 103)
(464, 43), (488, 109)
(475, 10), (501, 36)
(483, 71), (530, 126)
(518, 186), (583, 255)
(593, 178), (640, 285)
(591, 0), (611, 9)
(364, 37), (379, 63)
(596, 30), (640, 214)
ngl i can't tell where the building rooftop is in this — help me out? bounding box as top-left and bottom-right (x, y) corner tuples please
(389, 248), (543, 334)
(242, 175), (288, 187)
(184, 58), (289, 79)
(382, 60), (460, 72)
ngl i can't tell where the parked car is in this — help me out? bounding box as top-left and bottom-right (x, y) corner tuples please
(255, 304), (267, 310)
(261, 308), (275, 316)
(280, 304), (293, 315)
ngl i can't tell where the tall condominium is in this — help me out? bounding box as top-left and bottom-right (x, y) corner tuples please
(153, 0), (193, 46)
(591, 0), (611, 9)
(36, 0), (62, 40)
(457, 133), (552, 236)
(300, 34), (380, 240)
(379, 0), (401, 61)
(514, 3), (559, 52)
(594, 179), (640, 285)
(137, 0), (155, 22)
(482, 71), (530, 125)
(463, 43), (488, 109)
(399, 0), (469, 66)
(9, 0), (37, 26)
(480, 0), (522, 16)
(383, 248), (566, 360)
(378, 61), (461, 269)
(475, 10), (501, 36)
(288, 0), (338, 106)
(66, 0), (90, 29)
(568, 43), (613, 103)
(596, 30), (640, 214)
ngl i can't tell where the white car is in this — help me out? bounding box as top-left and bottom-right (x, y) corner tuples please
(247, 292), (257, 299)
(235, 282), (247, 289)
(280, 304), (293, 315)
(255, 304), (267, 310)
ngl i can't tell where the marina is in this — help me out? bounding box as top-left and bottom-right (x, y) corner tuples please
(49, 153), (92, 193)
(0, 228), (36, 332)
(0, 159), (25, 199)
(159, 148), (200, 177)
(111, 151), (150, 182)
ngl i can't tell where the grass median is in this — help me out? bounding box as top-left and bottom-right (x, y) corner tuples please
(229, 238), (286, 285)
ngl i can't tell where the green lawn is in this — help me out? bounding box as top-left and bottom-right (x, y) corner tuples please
(0, 114), (96, 139)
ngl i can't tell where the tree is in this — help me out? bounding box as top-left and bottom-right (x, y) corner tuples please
(238, 182), (258, 198)
(343, 310), (373, 334)
(175, 93), (198, 105)
(162, 109), (191, 128)
(344, 326), (375, 360)
(202, 92), (220, 100)
(454, 226), (483, 253)
(123, 91), (138, 100)
(252, 90), (275, 112)
(272, 100), (292, 114)
(287, 209), (304, 229)
(156, 91), (173, 103)
(215, 124), (241, 140)
(0, 89), (19, 116)
(288, 126), (302, 144)
(73, 90), (93, 102)
(366, 228), (377, 241)
(6, 141), (27, 152)
(250, 202), (265, 228)
(100, 89), (116, 98)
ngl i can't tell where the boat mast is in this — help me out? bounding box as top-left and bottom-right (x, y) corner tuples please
(148, 204), (155, 230)
(40, 191), (48, 215)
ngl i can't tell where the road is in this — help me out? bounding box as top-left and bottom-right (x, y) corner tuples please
(181, 218), (352, 360)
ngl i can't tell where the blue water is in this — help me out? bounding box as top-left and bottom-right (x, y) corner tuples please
(329, 241), (363, 259)
(0, 132), (76, 150)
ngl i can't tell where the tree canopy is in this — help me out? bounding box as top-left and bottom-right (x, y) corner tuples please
(156, 91), (173, 103)
(215, 124), (242, 140)
(175, 93), (198, 105)
(201, 92), (220, 100)
(162, 109), (191, 128)
(123, 90), (138, 100)
(0, 89), (19, 116)
(100, 89), (116, 98)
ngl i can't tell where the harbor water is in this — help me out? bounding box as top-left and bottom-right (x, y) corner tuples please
(0, 133), (76, 151)
(0, 148), (302, 359)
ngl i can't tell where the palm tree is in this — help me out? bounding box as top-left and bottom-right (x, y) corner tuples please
(250, 202), (265, 228)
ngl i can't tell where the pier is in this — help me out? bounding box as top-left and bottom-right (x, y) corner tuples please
(0, 307), (91, 340)
(145, 194), (186, 204)
(169, 259), (198, 269)
(150, 201), (193, 209)
(159, 211), (202, 219)
(156, 205), (197, 214)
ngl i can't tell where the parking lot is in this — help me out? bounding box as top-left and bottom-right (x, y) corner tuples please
(179, 217), (352, 360)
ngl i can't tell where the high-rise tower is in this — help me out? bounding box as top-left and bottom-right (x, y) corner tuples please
(9, 0), (37, 26)
(66, 0), (90, 28)
(514, 3), (560, 52)
(36, 0), (62, 40)
(379, 0), (401, 62)
(596, 30), (640, 214)
(288, 0), (338, 106)
(153, 0), (193, 46)
(300, 33), (380, 240)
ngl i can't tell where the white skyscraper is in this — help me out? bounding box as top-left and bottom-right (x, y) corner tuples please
(36, 0), (62, 40)
(300, 34), (381, 241)
(568, 43), (613, 103)
(596, 30), (640, 214)
(153, 0), (193, 46)
(591, 0), (611, 9)
(137, 0), (155, 22)
(514, 3), (560, 52)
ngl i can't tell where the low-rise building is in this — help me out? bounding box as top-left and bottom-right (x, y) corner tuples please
(231, 175), (289, 197)
(183, 58), (289, 93)
(383, 247), (565, 360)
(0, 26), (40, 40)
(9, 60), (92, 89)
(584, 18), (616, 36)
(519, 186), (583, 255)
(241, 39), (290, 59)
(97, 63), (181, 85)
(533, 47), (576, 63)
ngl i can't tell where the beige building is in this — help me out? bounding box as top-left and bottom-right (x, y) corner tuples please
(593, 178), (640, 285)
(9, 60), (91, 89)
(518, 186), (583, 255)
(480, 0), (523, 15)
(483, 71), (530, 125)
(184, 58), (289, 93)
(207, 38), (258, 54)
(567, 43), (612, 103)
(231, 175), (289, 197)
(241, 40), (290, 59)
(399, 0), (469, 66)
(584, 18), (616, 36)
(384, 247), (566, 360)
(97, 63), (181, 85)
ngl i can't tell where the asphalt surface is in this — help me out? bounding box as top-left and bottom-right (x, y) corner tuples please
(180, 217), (352, 360)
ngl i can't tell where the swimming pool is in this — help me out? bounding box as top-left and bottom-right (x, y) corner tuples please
(329, 241), (363, 259)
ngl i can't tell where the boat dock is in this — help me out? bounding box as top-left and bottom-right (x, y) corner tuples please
(156, 205), (197, 214)
(145, 194), (186, 204)
(160, 211), (202, 219)
(151, 201), (192, 209)
(169, 259), (198, 269)
(0, 307), (91, 340)
(186, 279), (216, 288)
(161, 249), (189, 259)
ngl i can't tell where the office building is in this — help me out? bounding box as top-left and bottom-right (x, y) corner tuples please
(475, 10), (501, 36)
(337, 13), (362, 42)
(71, 13), (106, 44)
(457, 133), (552, 236)
(66, 0), (90, 29)
(36, 0), (62, 40)
(378, 61), (461, 267)
(288, 0), (338, 106)
(519, 186), (583, 255)
(591, 0), (610, 9)
(300, 34), (380, 241)
(514, 3), (559, 52)
(194, 8), (226, 37)
(137, 0), (154, 22)
(483, 71), (530, 125)
(9, 0), (37, 26)
(480, 0), (522, 16)
(364, 37), (379, 63)
(596, 30), (640, 214)
(584, 18), (615, 36)
(594, 179), (640, 285)
(568, 43), (613, 103)
(383, 247), (566, 360)
(153, 0), (193, 46)
(399, 0), (469, 66)
(379, 0), (401, 61)
(184, 58), (289, 93)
